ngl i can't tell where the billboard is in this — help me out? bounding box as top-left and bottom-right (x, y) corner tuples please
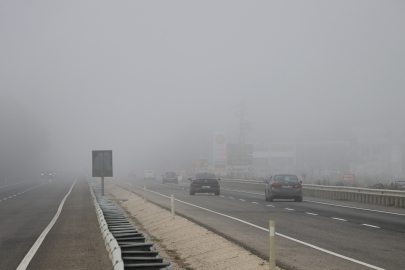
(342, 174), (355, 181)
(227, 144), (253, 155)
(92, 150), (113, 177)
(227, 155), (253, 166)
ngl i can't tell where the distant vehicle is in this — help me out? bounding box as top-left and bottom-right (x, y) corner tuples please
(41, 171), (56, 180)
(162, 172), (178, 184)
(128, 171), (137, 179)
(264, 174), (302, 202)
(144, 170), (156, 181)
(188, 172), (220, 196)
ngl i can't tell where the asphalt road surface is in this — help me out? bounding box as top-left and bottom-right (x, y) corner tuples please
(0, 174), (112, 270)
(122, 177), (405, 270)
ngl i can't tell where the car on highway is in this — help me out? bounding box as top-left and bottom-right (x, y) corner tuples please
(189, 172), (220, 196)
(162, 172), (178, 184)
(41, 170), (56, 180)
(144, 170), (156, 181)
(128, 171), (137, 179)
(264, 174), (303, 202)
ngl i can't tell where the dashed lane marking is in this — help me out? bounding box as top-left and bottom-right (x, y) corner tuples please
(266, 205), (275, 207)
(332, 217), (347, 221)
(239, 199), (245, 201)
(285, 208), (294, 211)
(362, 224), (380, 228)
(252, 202), (258, 204)
(306, 212), (318, 215)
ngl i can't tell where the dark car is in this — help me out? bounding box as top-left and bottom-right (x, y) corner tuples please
(264, 174), (303, 202)
(41, 171), (56, 180)
(189, 172), (220, 196)
(162, 172), (178, 184)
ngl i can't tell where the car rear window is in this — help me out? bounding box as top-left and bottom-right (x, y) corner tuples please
(165, 172), (176, 177)
(274, 175), (298, 181)
(195, 173), (217, 179)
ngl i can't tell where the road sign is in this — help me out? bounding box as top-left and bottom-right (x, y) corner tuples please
(342, 174), (355, 181)
(302, 174), (307, 179)
(92, 150), (113, 177)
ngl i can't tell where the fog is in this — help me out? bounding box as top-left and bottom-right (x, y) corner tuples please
(1, 1), (404, 182)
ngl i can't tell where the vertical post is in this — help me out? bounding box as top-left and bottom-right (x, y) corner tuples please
(101, 176), (104, 196)
(144, 185), (147, 203)
(101, 152), (105, 196)
(269, 220), (276, 270)
(171, 194), (175, 220)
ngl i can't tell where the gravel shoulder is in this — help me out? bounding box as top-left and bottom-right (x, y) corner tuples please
(104, 181), (283, 270)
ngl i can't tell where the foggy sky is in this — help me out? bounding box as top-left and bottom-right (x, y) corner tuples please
(1, 1), (404, 175)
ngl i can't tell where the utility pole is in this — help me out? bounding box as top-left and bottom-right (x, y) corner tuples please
(236, 102), (252, 144)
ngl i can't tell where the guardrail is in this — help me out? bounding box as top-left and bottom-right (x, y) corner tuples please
(219, 178), (405, 208)
(88, 180), (173, 270)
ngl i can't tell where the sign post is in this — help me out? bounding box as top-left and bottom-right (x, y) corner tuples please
(92, 150), (113, 196)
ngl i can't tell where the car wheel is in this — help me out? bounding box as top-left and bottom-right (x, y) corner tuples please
(294, 197), (303, 202)
(190, 189), (195, 195)
(215, 190), (220, 196)
(265, 190), (268, 201)
(268, 196), (274, 202)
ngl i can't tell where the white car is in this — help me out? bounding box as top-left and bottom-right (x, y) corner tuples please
(144, 170), (156, 180)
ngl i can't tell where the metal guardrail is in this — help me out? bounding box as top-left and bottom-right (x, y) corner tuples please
(220, 178), (405, 208)
(88, 180), (173, 270)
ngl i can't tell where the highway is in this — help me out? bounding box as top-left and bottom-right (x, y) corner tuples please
(0, 174), (112, 270)
(123, 178), (405, 270)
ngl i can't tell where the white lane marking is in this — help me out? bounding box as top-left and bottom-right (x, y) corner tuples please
(16, 178), (77, 270)
(266, 205), (275, 207)
(306, 212), (318, 216)
(13, 195), (17, 196)
(220, 196), (224, 197)
(229, 197), (234, 199)
(252, 202), (258, 204)
(362, 224), (380, 228)
(3, 198), (6, 200)
(305, 200), (405, 217)
(285, 208), (294, 211)
(8, 196), (12, 198)
(0, 180), (31, 189)
(332, 217), (347, 221)
(222, 188), (404, 217)
(239, 199), (245, 201)
(126, 182), (385, 270)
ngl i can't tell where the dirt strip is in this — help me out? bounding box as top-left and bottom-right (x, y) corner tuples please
(104, 181), (283, 270)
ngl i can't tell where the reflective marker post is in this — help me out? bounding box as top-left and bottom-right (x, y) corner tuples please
(101, 176), (104, 196)
(269, 220), (276, 270)
(144, 185), (147, 203)
(171, 194), (175, 220)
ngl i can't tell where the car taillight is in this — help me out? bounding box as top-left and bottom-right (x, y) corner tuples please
(164, 175), (166, 177)
(294, 183), (302, 188)
(194, 180), (200, 183)
(212, 179), (218, 183)
(271, 183), (279, 188)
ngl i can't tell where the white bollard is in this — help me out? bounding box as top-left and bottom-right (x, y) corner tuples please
(171, 194), (175, 220)
(269, 220), (276, 270)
